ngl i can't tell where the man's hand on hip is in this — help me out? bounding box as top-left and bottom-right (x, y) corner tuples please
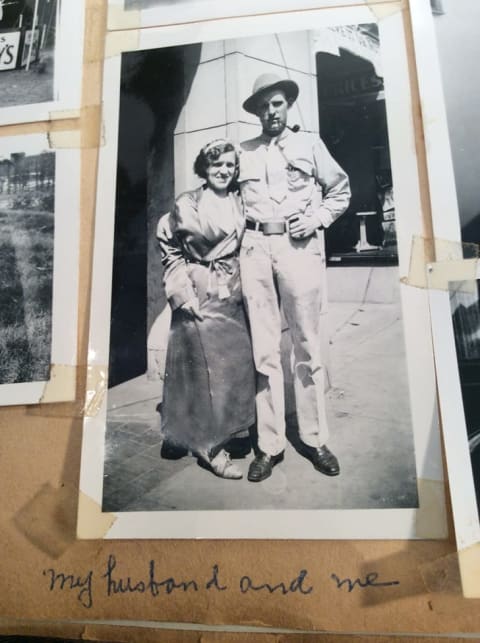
(288, 211), (322, 239)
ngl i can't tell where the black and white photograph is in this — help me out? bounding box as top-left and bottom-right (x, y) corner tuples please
(0, 143), (54, 385)
(0, 0), (84, 126)
(0, 0), (57, 108)
(0, 133), (80, 406)
(79, 5), (447, 539)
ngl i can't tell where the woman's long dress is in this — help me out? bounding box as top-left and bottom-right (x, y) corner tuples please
(157, 187), (255, 456)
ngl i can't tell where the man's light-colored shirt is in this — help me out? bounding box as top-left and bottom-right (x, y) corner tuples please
(239, 128), (350, 228)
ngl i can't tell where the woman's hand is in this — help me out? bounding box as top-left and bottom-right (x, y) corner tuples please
(180, 298), (204, 321)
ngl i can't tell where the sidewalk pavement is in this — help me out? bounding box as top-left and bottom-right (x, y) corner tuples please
(103, 300), (418, 512)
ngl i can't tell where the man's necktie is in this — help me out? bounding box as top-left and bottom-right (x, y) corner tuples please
(266, 139), (287, 204)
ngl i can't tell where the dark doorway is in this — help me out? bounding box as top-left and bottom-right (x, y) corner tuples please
(316, 29), (397, 266)
(108, 43), (201, 387)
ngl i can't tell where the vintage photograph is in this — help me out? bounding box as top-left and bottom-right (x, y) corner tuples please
(0, 133), (80, 406)
(0, 142), (54, 385)
(79, 6), (447, 539)
(0, 0), (84, 125)
(0, 0), (57, 108)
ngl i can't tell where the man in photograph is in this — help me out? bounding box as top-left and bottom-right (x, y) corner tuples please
(239, 73), (351, 482)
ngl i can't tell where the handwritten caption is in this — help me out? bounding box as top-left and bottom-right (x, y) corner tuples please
(42, 554), (400, 609)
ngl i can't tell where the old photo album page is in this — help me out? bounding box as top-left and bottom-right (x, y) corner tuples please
(78, 4), (448, 539)
(0, 132), (80, 406)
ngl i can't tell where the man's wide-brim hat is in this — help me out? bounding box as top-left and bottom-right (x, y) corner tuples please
(243, 73), (299, 115)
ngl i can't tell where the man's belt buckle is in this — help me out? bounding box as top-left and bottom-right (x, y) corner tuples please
(262, 220), (286, 235)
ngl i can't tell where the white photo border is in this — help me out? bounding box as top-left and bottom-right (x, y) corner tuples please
(0, 132), (80, 406)
(79, 4), (448, 539)
(0, 0), (85, 126)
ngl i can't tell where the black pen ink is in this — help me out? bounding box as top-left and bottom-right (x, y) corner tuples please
(330, 572), (400, 593)
(43, 568), (94, 609)
(206, 564), (227, 591)
(239, 569), (313, 595)
(102, 554), (198, 598)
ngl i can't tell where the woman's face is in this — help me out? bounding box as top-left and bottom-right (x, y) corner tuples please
(205, 151), (236, 194)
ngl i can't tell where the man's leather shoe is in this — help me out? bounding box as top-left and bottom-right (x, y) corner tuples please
(248, 450), (284, 482)
(311, 445), (340, 476)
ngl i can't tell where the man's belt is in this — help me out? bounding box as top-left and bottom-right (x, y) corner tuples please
(245, 219), (287, 235)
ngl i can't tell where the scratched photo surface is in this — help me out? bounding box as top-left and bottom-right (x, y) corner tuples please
(0, 142), (55, 385)
(100, 23), (420, 514)
(0, 0), (57, 109)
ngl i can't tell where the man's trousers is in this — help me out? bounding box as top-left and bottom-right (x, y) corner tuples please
(239, 229), (329, 456)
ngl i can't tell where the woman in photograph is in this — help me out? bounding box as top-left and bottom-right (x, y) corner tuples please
(157, 139), (255, 480)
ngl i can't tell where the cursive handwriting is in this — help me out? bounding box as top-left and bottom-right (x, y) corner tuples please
(41, 557), (400, 609)
(239, 569), (313, 595)
(43, 568), (94, 609)
(330, 572), (400, 592)
(103, 554), (199, 597)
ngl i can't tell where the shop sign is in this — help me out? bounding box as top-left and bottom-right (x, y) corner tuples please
(319, 72), (383, 100)
(0, 30), (20, 71)
(21, 28), (40, 67)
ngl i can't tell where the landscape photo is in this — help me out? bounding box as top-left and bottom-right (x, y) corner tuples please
(0, 144), (55, 384)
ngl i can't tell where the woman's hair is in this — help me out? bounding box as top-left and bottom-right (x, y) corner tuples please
(193, 139), (239, 182)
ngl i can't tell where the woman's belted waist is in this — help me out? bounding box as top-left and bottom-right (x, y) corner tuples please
(185, 251), (238, 267)
(186, 252), (237, 300)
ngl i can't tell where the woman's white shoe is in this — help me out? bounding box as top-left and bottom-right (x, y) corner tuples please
(209, 449), (243, 479)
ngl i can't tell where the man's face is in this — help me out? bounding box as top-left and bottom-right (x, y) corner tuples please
(256, 89), (289, 137)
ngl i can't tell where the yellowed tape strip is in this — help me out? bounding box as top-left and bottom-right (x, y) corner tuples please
(77, 491), (117, 539)
(40, 364), (77, 404)
(365, 0), (404, 19)
(401, 235), (435, 290)
(47, 106), (103, 149)
(108, 6), (141, 31)
(414, 478), (448, 540)
(48, 108), (81, 121)
(427, 259), (478, 293)
(47, 130), (82, 149)
(401, 235), (479, 290)
(84, 365), (108, 417)
(458, 543), (480, 598)
(105, 29), (140, 58)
